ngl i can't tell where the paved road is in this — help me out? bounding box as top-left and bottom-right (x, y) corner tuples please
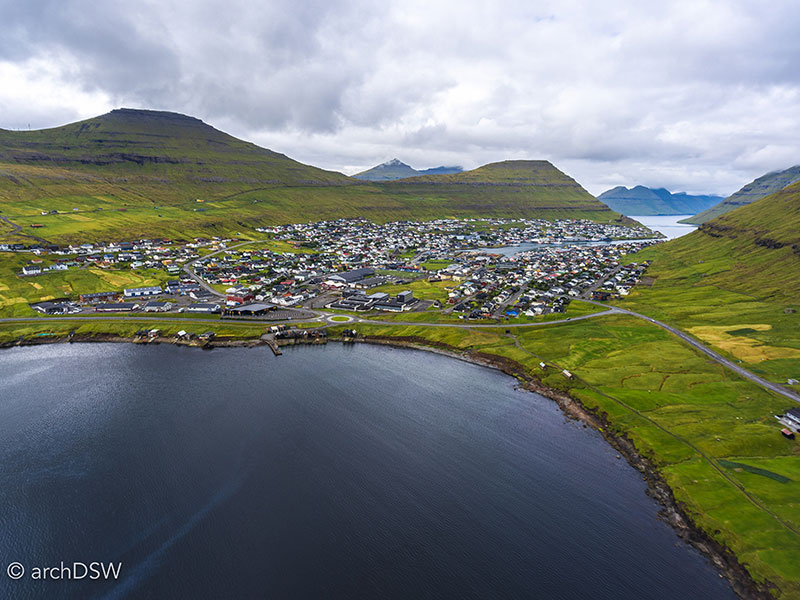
(580, 298), (800, 403)
(4, 293), (798, 404)
(0, 315), (321, 327)
(0, 215), (50, 244)
(344, 308), (620, 329)
(580, 265), (622, 300)
(0, 308), (617, 329)
(182, 240), (257, 298)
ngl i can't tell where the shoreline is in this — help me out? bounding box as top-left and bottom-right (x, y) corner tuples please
(0, 331), (770, 598)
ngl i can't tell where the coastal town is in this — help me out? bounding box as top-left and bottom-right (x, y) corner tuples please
(4, 217), (659, 320)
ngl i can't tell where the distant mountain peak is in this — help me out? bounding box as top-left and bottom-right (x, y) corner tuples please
(381, 158), (408, 167)
(354, 159), (462, 181)
(597, 185), (723, 217)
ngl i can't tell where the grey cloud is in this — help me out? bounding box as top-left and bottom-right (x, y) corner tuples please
(1, 0), (800, 196)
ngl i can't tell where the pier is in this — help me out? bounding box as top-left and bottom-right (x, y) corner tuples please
(262, 333), (282, 356)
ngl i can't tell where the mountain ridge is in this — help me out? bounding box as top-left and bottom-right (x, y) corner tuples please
(597, 185), (722, 216)
(0, 108), (351, 186)
(0, 109), (625, 242)
(681, 164), (800, 224)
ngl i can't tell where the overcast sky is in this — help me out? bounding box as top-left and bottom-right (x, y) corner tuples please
(1, 0), (798, 195)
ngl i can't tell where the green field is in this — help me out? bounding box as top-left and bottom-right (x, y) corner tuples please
(419, 259), (453, 271)
(0, 253), (171, 317)
(370, 279), (455, 304)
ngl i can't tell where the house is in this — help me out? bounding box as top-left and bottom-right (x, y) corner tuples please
(143, 301), (173, 312)
(21, 265), (41, 276)
(781, 407), (800, 431)
(186, 303), (221, 313)
(123, 286), (162, 298)
(31, 301), (78, 315)
(167, 280), (200, 295)
(95, 302), (139, 312)
(226, 286), (255, 306)
(80, 291), (122, 303)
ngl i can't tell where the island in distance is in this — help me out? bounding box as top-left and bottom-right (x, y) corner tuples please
(596, 185), (723, 216)
(353, 158), (463, 181)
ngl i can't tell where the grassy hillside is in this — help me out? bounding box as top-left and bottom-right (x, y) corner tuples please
(0, 108), (350, 186)
(380, 160), (617, 215)
(683, 165), (800, 225)
(0, 112), (624, 242)
(619, 181), (800, 389)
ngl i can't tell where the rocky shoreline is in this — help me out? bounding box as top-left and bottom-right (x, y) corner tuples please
(0, 330), (771, 598)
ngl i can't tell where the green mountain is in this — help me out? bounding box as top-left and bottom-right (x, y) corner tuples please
(597, 185), (722, 216)
(377, 159), (622, 217)
(624, 179), (800, 385)
(680, 164), (800, 224)
(0, 109), (624, 242)
(640, 180), (800, 301)
(353, 158), (462, 181)
(0, 107), (351, 187)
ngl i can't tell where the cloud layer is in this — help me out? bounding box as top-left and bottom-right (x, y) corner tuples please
(1, 0), (799, 195)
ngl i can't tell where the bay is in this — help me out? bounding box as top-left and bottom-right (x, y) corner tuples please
(630, 215), (698, 240)
(0, 343), (734, 599)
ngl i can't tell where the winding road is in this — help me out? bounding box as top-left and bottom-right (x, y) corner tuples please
(579, 299), (800, 403)
(3, 296), (798, 404)
(0, 215), (50, 245)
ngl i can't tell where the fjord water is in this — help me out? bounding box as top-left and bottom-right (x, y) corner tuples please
(0, 343), (734, 599)
(631, 215), (698, 240)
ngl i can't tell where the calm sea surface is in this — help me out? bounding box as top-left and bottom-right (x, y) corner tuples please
(0, 343), (734, 599)
(630, 215), (698, 240)
(472, 215), (697, 257)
